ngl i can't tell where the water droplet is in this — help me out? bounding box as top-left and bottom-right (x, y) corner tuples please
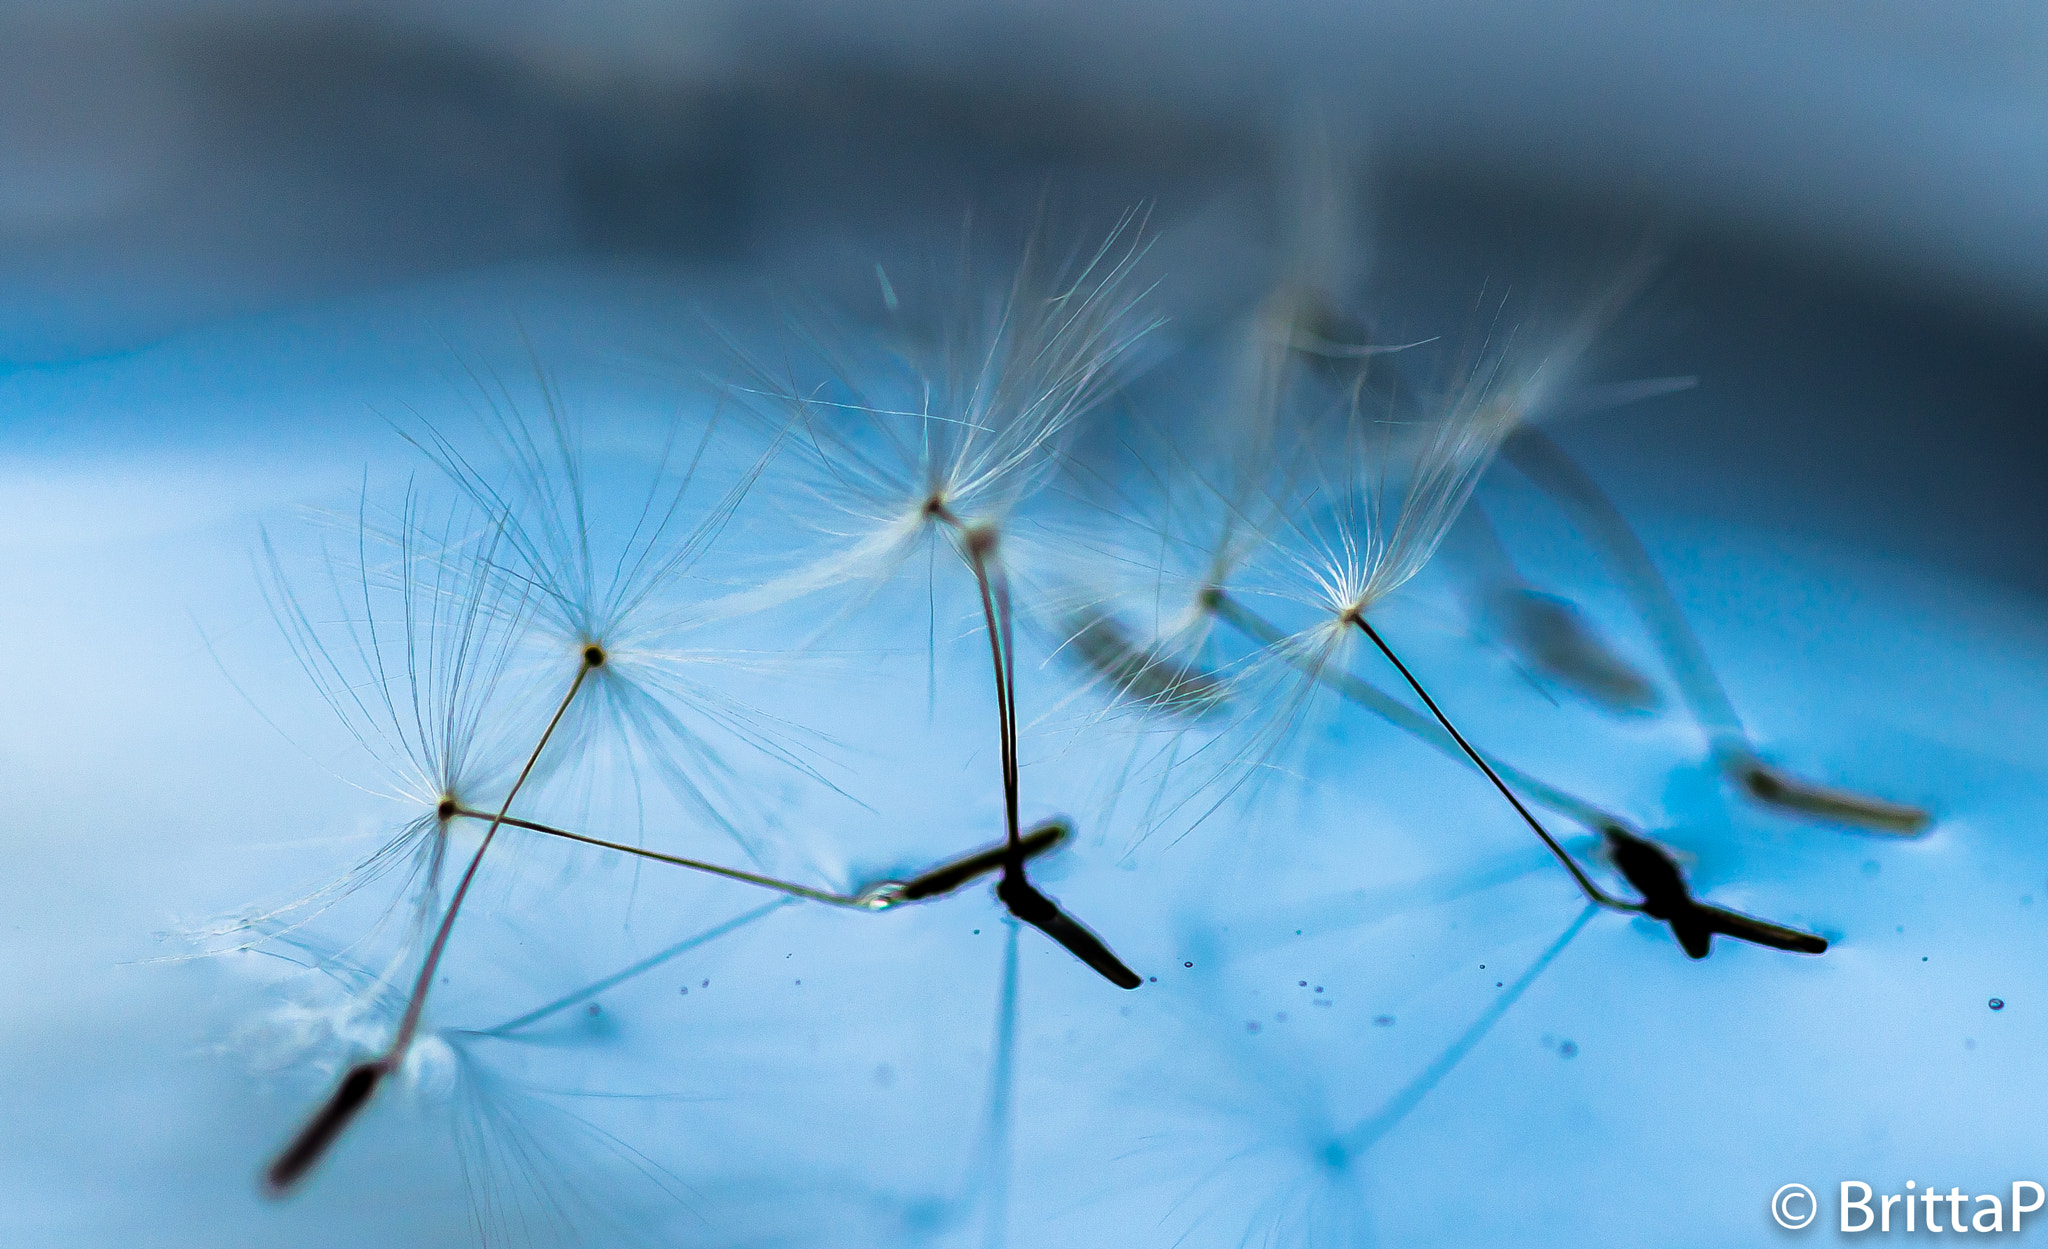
(1184, 961), (1194, 968)
(1559, 1040), (1578, 1058)
(1991, 998), (2006, 1011)
(1314, 986), (1323, 993)
(1299, 980), (1307, 987)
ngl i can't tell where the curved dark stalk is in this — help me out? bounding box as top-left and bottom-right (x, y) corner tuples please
(267, 657), (595, 1195)
(964, 532), (1024, 861)
(1348, 616), (1636, 913)
(948, 514), (1142, 989)
(1504, 427), (1929, 835)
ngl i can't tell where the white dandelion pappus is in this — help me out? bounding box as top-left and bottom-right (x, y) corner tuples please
(205, 489), (538, 959)
(726, 217), (1162, 989)
(377, 368), (1081, 925)
(259, 371), (819, 1196)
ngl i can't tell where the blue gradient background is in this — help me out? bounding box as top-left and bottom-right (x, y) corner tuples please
(2, 5), (2045, 1246)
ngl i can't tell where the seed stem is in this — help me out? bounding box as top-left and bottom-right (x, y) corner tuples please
(266, 657), (594, 1195)
(1205, 588), (1629, 837)
(446, 806), (1069, 909)
(390, 659), (592, 1061)
(966, 537), (1023, 861)
(1349, 615), (1634, 913)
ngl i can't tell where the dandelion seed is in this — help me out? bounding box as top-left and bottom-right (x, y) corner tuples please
(731, 221), (1155, 986)
(270, 640), (603, 1191)
(1453, 499), (1660, 713)
(398, 363), (825, 870)
(258, 367), (832, 1189)
(1049, 146), (1660, 880)
(1503, 425), (1931, 835)
(220, 492), (536, 956)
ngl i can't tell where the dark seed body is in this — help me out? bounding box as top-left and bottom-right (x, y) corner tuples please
(265, 1061), (387, 1194)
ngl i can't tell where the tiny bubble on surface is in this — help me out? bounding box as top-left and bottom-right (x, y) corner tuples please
(1246, 1022), (1260, 1034)
(1147, 976), (1157, 983)
(1184, 961), (1193, 968)
(1559, 1040), (1578, 1058)
(1373, 1015), (1394, 1027)
(1990, 998), (2006, 1010)
(702, 980), (709, 988)
(586, 1003), (600, 1016)
(1299, 980), (1307, 987)
(1314, 986), (1323, 993)
(1496, 982), (1503, 988)
(973, 929), (980, 935)
(679, 987), (688, 995)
